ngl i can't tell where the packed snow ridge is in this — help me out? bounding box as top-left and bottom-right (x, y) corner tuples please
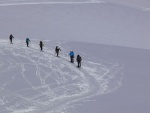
(0, 0), (105, 6)
(0, 39), (122, 113)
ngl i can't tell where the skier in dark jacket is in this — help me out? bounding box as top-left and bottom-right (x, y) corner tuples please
(76, 54), (82, 67)
(26, 38), (30, 47)
(69, 50), (74, 63)
(9, 34), (14, 44)
(39, 41), (44, 51)
(55, 46), (61, 57)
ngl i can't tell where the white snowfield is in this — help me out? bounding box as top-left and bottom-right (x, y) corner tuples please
(0, 0), (150, 113)
(0, 39), (122, 113)
(0, 0), (150, 50)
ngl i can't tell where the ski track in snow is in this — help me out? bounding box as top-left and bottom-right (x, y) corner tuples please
(0, 0), (106, 7)
(0, 0), (149, 12)
(0, 39), (122, 113)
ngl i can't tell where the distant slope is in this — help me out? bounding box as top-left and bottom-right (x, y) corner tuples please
(0, 1), (150, 49)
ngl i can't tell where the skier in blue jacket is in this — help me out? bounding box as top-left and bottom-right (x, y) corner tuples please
(26, 38), (30, 47)
(69, 50), (74, 63)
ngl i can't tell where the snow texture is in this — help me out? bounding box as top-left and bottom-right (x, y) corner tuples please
(0, 0), (150, 49)
(0, 39), (122, 113)
(0, 0), (150, 113)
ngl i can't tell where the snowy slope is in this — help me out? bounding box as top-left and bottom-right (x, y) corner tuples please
(0, 39), (150, 113)
(0, 39), (122, 113)
(0, 0), (150, 113)
(0, 0), (150, 49)
(66, 41), (150, 113)
(109, 0), (150, 10)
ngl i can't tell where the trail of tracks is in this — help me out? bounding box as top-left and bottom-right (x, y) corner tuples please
(0, 0), (105, 7)
(0, 40), (122, 113)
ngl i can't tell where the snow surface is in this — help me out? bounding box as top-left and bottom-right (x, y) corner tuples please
(66, 41), (150, 113)
(110, 0), (150, 10)
(0, 39), (122, 113)
(0, 0), (150, 49)
(0, 0), (150, 113)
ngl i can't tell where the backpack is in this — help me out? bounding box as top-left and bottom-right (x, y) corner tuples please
(40, 41), (43, 46)
(26, 38), (30, 42)
(77, 55), (82, 62)
(55, 46), (60, 52)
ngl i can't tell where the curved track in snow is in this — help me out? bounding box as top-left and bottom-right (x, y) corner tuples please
(0, 40), (122, 113)
(0, 0), (149, 12)
(0, 0), (105, 7)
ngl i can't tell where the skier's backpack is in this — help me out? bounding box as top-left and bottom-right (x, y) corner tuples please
(77, 55), (82, 62)
(40, 41), (43, 46)
(55, 46), (59, 52)
(26, 38), (30, 42)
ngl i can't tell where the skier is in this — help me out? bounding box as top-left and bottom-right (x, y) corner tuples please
(55, 46), (61, 57)
(26, 38), (30, 47)
(76, 54), (82, 68)
(9, 34), (14, 44)
(39, 41), (44, 51)
(69, 50), (74, 63)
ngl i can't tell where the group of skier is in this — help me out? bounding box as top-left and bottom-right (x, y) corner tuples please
(55, 46), (82, 68)
(9, 34), (82, 68)
(55, 48), (82, 68)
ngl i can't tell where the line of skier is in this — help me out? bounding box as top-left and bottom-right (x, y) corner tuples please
(9, 34), (82, 68)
